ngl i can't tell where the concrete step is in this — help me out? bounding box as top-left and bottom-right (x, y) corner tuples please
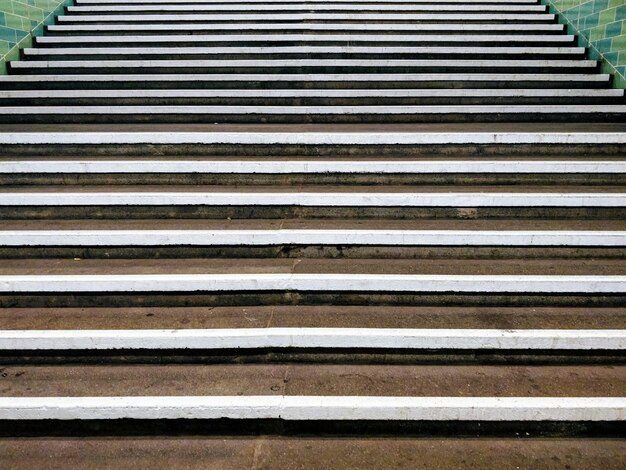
(34, 34), (578, 46)
(0, 73), (611, 90)
(2, 396), (624, 422)
(46, 22), (567, 34)
(2, 104), (625, 124)
(74, 0), (546, 4)
(2, 187), (624, 207)
(2, 327), (625, 352)
(1, 257), (624, 275)
(2, 127), (624, 157)
(1, 219), (624, 258)
(67, 3), (549, 12)
(2, 304), (625, 330)
(4, 364), (623, 397)
(10, 58), (597, 74)
(55, 13), (557, 23)
(3, 437), (621, 468)
(66, 4), (549, 13)
(20, 46), (586, 61)
(4, 88), (621, 107)
(2, 228), (623, 248)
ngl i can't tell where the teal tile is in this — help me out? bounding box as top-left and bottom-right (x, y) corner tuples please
(613, 34), (626, 50)
(578, 1), (594, 17)
(605, 21), (623, 38)
(594, 37), (613, 51)
(592, 0), (610, 14)
(10, 1), (45, 22)
(0, 26), (17, 43)
(584, 12), (600, 29)
(616, 5), (626, 21)
(0, 12), (5, 27)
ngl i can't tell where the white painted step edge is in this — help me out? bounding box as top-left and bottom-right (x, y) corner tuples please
(2, 132), (624, 145)
(0, 396), (624, 421)
(2, 89), (620, 99)
(23, 46), (585, 55)
(0, 274), (624, 293)
(3, 105), (624, 115)
(46, 23), (566, 32)
(2, 230), (625, 247)
(0, 73), (607, 83)
(2, 160), (625, 173)
(57, 14), (557, 22)
(0, 131), (626, 145)
(10, 59), (595, 68)
(1, 328), (625, 350)
(74, 0), (543, 4)
(67, 5), (549, 12)
(1, 192), (624, 207)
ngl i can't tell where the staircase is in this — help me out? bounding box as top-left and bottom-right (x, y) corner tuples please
(0, 0), (625, 467)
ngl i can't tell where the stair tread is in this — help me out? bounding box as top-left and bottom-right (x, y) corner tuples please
(1, 257), (624, 275)
(2, 305), (625, 330)
(1, 363), (623, 397)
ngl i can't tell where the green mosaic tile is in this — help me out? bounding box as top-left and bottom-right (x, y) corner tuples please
(605, 20), (623, 37)
(598, 6), (617, 24)
(583, 12), (600, 29)
(612, 34), (626, 51)
(0, 25), (17, 42)
(9, 1), (45, 22)
(579, 1), (595, 17)
(594, 37), (613, 50)
(5, 12), (26, 30)
(589, 24), (607, 40)
(593, 0), (611, 13)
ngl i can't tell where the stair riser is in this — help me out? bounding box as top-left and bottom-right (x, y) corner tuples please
(11, 65), (597, 74)
(0, 79), (609, 90)
(2, 246), (623, 260)
(44, 25), (568, 35)
(2, 207), (623, 220)
(20, 52), (585, 60)
(3, 97), (619, 106)
(3, 113), (624, 124)
(2, 292), (624, 308)
(3, 144), (624, 157)
(3, 173), (624, 185)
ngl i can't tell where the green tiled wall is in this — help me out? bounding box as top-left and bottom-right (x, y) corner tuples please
(0, 0), (73, 75)
(544, 0), (626, 88)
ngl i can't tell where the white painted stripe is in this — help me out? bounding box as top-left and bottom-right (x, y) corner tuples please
(35, 33), (577, 44)
(75, 0), (542, 4)
(67, 4), (548, 12)
(1, 396), (624, 421)
(47, 23), (566, 32)
(1, 192), (624, 207)
(25, 46), (584, 56)
(3, 160), (623, 174)
(57, 13), (557, 22)
(1, 328), (624, 350)
(5, 105), (623, 115)
(0, 274), (624, 293)
(0, 73), (606, 83)
(10, 59), (594, 69)
(3, 89), (619, 99)
(1, 131), (624, 145)
(2, 230), (625, 247)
